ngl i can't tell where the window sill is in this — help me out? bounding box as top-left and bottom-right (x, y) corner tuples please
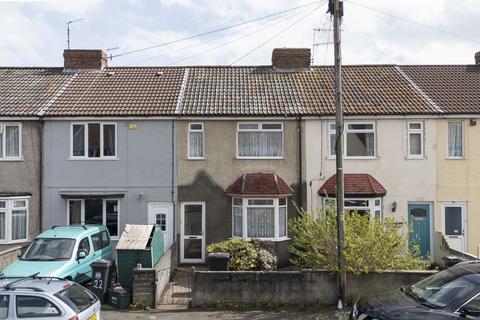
(0, 158), (24, 162)
(0, 239), (28, 244)
(446, 157), (466, 160)
(187, 158), (205, 161)
(232, 236), (290, 242)
(235, 157), (285, 160)
(406, 156), (427, 160)
(68, 157), (120, 161)
(326, 156), (378, 160)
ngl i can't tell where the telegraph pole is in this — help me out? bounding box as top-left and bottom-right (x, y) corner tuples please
(329, 0), (346, 309)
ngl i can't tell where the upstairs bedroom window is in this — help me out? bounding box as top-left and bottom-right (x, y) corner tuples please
(329, 122), (376, 158)
(0, 123), (21, 160)
(188, 123), (204, 159)
(407, 121), (424, 158)
(237, 122), (283, 158)
(71, 123), (117, 159)
(448, 121), (464, 158)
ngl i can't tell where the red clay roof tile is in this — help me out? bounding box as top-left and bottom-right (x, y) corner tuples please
(318, 173), (387, 197)
(225, 172), (294, 197)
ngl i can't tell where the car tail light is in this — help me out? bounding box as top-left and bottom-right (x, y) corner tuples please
(69, 316), (78, 320)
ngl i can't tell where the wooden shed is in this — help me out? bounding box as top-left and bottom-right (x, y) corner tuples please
(116, 224), (164, 290)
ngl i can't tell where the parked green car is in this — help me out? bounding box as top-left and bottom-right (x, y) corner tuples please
(2, 225), (113, 283)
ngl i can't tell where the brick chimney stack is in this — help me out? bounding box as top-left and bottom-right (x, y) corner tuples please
(475, 51), (480, 65)
(63, 49), (107, 72)
(272, 48), (311, 72)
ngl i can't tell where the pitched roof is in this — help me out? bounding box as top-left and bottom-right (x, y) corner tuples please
(0, 67), (73, 116)
(45, 67), (186, 116)
(318, 173), (387, 197)
(400, 65), (480, 114)
(225, 172), (294, 197)
(178, 65), (436, 116)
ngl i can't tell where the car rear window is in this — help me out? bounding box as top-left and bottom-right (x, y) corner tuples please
(54, 284), (98, 313)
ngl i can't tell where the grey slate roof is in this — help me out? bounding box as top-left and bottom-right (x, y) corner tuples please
(0, 68), (73, 116)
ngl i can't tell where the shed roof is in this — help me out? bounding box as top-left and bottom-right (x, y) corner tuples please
(116, 224), (154, 250)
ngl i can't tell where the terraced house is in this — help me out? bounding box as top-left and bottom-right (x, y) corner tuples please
(0, 68), (72, 254)
(1, 47), (480, 266)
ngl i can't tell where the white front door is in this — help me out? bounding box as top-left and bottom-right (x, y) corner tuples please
(442, 203), (467, 252)
(148, 202), (174, 250)
(181, 202), (205, 263)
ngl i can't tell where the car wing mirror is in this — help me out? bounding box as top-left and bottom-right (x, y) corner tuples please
(460, 305), (480, 317)
(78, 251), (87, 259)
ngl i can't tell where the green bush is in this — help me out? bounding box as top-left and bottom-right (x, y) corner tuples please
(289, 207), (429, 274)
(207, 239), (258, 271)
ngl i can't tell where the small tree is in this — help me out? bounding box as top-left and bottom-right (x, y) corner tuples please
(289, 207), (428, 274)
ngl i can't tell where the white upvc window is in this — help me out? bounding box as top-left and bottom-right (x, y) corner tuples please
(328, 122), (376, 159)
(70, 122), (117, 159)
(232, 197), (288, 240)
(407, 121), (424, 158)
(188, 123), (204, 159)
(0, 197), (29, 244)
(447, 121), (464, 159)
(237, 122), (283, 159)
(67, 198), (119, 238)
(0, 123), (22, 160)
(324, 197), (382, 220)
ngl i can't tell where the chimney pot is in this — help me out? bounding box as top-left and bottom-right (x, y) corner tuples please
(475, 51), (480, 65)
(272, 48), (311, 72)
(63, 49), (107, 72)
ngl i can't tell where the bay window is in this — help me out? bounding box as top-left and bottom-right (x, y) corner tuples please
(232, 198), (288, 240)
(188, 123), (204, 159)
(328, 122), (376, 158)
(448, 121), (464, 158)
(237, 122), (283, 158)
(324, 197), (382, 220)
(71, 123), (116, 159)
(0, 198), (28, 243)
(0, 123), (21, 160)
(67, 198), (119, 237)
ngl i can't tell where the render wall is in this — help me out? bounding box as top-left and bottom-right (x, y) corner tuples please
(176, 120), (302, 256)
(0, 120), (42, 247)
(436, 118), (480, 255)
(42, 120), (176, 241)
(304, 118), (437, 226)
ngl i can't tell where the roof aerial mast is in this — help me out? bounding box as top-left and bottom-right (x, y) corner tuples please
(66, 18), (85, 50)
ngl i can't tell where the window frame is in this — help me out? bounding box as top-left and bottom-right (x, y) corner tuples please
(70, 122), (117, 160)
(231, 197), (288, 241)
(0, 197), (29, 244)
(328, 121), (376, 159)
(0, 122), (22, 161)
(407, 121), (425, 158)
(323, 197), (382, 220)
(447, 121), (464, 159)
(236, 122), (284, 159)
(187, 122), (204, 160)
(66, 198), (120, 239)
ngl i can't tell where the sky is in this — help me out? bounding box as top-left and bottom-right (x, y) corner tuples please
(0, 0), (479, 67)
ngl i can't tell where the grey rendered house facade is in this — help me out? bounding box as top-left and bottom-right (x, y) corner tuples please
(0, 68), (73, 250)
(41, 51), (185, 247)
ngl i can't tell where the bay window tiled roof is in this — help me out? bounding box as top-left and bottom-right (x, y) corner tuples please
(318, 173), (387, 198)
(225, 172), (294, 197)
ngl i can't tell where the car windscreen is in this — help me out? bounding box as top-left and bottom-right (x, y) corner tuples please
(21, 238), (76, 261)
(54, 283), (98, 313)
(409, 268), (479, 308)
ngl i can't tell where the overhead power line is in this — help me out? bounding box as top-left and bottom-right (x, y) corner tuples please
(230, 2), (327, 66)
(111, 0), (324, 59)
(133, 4), (314, 66)
(345, 0), (480, 45)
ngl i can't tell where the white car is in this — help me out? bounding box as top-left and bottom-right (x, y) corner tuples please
(0, 275), (100, 320)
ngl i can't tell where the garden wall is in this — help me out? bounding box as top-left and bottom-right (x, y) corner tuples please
(191, 269), (436, 307)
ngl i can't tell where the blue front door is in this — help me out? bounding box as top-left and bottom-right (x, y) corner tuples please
(408, 203), (431, 258)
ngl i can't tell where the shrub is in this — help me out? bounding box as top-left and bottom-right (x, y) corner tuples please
(207, 239), (258, 271)
(257, 248), (278, 271)
(289, 207), (429, 274)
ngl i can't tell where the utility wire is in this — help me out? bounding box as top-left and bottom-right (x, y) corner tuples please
(323, 17), (332, 65)
(111, 0), (324, 59)
(133, 5), (313, 66)
(345, 0), (480, 45)
(230, 2), (326, 66)
(167, 5), (316, 66)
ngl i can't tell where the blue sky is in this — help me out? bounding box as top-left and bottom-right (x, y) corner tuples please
(0, 0), (479, 67)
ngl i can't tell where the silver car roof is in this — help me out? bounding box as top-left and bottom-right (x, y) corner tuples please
(0, 277), (73, 293)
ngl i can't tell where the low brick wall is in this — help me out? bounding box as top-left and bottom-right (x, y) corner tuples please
(0, 245), (26, 271)
(191, 270), (437, 307)
(132, 268), (156, 307)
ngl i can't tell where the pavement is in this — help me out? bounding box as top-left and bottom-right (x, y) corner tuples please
(101, 309), (350, 320)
